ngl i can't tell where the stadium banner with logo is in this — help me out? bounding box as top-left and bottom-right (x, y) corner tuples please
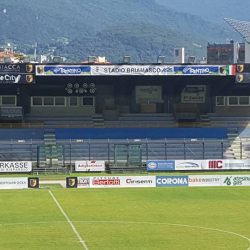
(0, 177), (39, 189)
(0, 74), (35, 84)
(236, 64), (250, 73)
(181, 85), (206, 103)
(66, 177), (78, 188)
(174, 65), (227, 75)
(90, 65), (230, 76)
(90, 176), (122, 188)
(136, 86), (163, 103)
(147, 160), (175, 171)
(77, 177), (90, 188)
(175, 160), (202, 170)
(75, 160), (105, 172)
(121, 176), (156, 188)
(0, 161), (32, 173)
(189, 175), (221, 187)
(221, 175), (250, 187)
(235, 73), (250, 83)
(0, 64), (35, 73)
(156, 176), (189, 187)
(36, 65), (91, 76)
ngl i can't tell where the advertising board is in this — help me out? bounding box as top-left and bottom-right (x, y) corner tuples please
(77, 177), (90, 188)
(75, 160), (105, 172)
(0, 74), (35, 84)
(221, 175), (250, 186)
(90, 176), (122, 188)
(174, 66), (227, 75)
(36, 65), (91, 76)
(175, 160), (202, 170)
(147, 160), (175, 171)
(0, 161), (32, 173)
(188, 175), (221, 187)
(136, 86), (162, 103)
(181, 85), (206, 103)
(205, 160), (250, 170)
(156, 176), (188, 187)
(0, 177), (39, 189)
(122, 176), (156, 188)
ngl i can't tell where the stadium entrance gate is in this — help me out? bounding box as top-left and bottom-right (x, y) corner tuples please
(37, 145), (65, 168)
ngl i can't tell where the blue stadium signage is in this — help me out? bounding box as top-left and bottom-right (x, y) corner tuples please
(174, 66), (226, 75)
(156, 176), (189, 187)
(147, 160), (175, 171)
(36, 65), (91, 76)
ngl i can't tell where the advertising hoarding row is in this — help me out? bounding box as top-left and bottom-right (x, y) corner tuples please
(67, 175), (250, 188)
(0, 177), (39, 189)
(36, 65), (231, 76)
(147, 159), (250, 171)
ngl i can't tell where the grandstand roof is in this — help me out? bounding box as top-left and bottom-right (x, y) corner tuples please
(224, 18), (250, 44)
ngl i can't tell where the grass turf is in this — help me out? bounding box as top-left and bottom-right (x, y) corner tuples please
(0, 187), (250, 250)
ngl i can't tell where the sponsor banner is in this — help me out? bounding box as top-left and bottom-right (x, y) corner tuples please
(175, 160), (202, 170)
(0, 107), (23, 117)
(0, 177), (28, 189)
(0, 161), (32, 172)
(156, 176), (189, 187)
(205, 160), (250, 170)
(36, 65), (91, 76)
(75, 160), (105, 172)
(66, 177), (78, 188)
(77, 177), (90, 188)
(136, 86), (162, 103)
(189, 175), (221, 187)
(122, 176), (156, 188)
(235, 73), (250, 83)
(90, 176), (122, 188)
(0, 74), (35, 84)
(0, 64), (35, 73)
(91, 65), (172, 75)
(174, 66), (227, 75)
(181, 85), (206, 103)
(147, 160), (175, 171)
(221, 175), (250, 186)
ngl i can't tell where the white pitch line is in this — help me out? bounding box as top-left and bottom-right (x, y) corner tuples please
(49, 191), (89, 250)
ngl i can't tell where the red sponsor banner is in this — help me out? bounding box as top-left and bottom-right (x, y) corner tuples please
(90, 177), (122, 188)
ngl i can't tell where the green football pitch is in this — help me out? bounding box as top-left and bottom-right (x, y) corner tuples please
(0, 187), (250, 250)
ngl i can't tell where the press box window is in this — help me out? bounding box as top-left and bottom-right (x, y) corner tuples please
(2, 96), (16, 106)
(82, 97), (94, 106)
(239, 96), (249, 105)
(44, 97), (54, 106)
(32, 97), (42, 106)
(216, 96), (225, 106)
(55, 97), (65, 106)
(228, 97), (238, 106)
(69, 96), (78, 106)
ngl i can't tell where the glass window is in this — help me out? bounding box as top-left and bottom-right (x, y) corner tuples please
(69, 96), (78, 106)
(228, 97), (238, 106)
(32, 97), (42, 106)
(55, 97), (65, 106)
(82, 97), (94, 106)
(216, 96), (225, 106)
(44, 97), (54, 106)
(239, 96), (249, 105)
(2, 96), (16, 106)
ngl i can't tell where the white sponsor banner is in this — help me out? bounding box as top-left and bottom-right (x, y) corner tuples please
(121, 176), (156, 188)
(0, 161), (32, 173)
(175, 160), (202, 170)
(0, 177), (28, 189)
(221, 175), (250, 187)
(136, 86), (162, 103)
(75, 161), (105, 172)
(77, 177), (90, 188)
(90, 176), (122, 188)
(204, 160), (250, 170)
(189, 175), (221, 187)
(181, 85), (206, 103)
(91, 65), (172, 76)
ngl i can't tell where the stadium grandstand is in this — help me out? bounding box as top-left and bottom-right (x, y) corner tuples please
(1, 19), (250, 174)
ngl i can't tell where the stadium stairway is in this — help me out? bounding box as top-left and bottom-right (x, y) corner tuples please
(200, 114), (211, 127)
(43, 122), (59, 167)
(227, 132), (244, 159)
(92, 114), (105, 128)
